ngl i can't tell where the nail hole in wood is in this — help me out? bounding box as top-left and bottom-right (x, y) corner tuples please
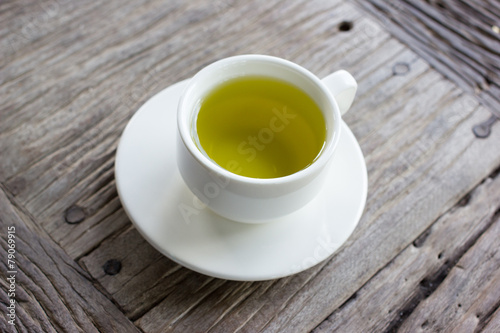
(103, 259), (122, 275)
(436, 1), (446, 9)
(472, 114), (497, 138)
(64, 205), (86, 224)
(393, 62), (410, 76)
(338, 20), (353, 32)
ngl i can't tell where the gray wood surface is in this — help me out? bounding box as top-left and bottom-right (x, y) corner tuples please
(355, 0), (500, 118)
(0, 186), (139, 333)
(1, 0), (499, 332)
(483, 306), (500, 333)
(314, 174), (500, 332)
(400, 210), (500, 332)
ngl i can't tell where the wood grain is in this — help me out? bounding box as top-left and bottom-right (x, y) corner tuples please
(313, 173), (500, 332)
(0, 186), (139, 333)
(399, 212), (500, 332)
(483, 306), (500, 333)
(354, 0), (500, 118)
(1, 0), (354, 260)
(78, 3), (500, 332)
(2, 0), (500, 331)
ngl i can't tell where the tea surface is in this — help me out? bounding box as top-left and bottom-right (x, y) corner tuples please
(196, 76), (326, 178)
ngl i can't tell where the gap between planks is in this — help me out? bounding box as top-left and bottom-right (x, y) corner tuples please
(313, 165), (500, 333)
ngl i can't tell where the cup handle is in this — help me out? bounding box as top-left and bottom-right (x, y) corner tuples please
(322, 70), (357, 116)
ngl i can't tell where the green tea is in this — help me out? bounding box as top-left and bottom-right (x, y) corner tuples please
(195, 76), (326, 178)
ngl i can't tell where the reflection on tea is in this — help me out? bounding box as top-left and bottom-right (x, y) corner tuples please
(196, 76), (326, 178)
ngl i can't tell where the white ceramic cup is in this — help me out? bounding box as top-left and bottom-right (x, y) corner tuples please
(177, 55), (357, 223)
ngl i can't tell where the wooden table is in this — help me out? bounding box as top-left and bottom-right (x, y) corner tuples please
(1, 0), (499, 332)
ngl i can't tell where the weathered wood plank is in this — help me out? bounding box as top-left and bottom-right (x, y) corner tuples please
(483, 306), (500, 333)
(353, 0), (500, 117)
(313, 172), (500, 332)
(69, 1), (412, 325)
(80, 11), (500, 333)
(0, 186), (139, 332)
(1, 0), (356, 260)
(399, 212), (500, 332)
(259, 100), (500, 331)
(2, 0), (500, 331)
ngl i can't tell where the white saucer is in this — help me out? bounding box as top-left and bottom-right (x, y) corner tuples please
(115, 79), (367, 281)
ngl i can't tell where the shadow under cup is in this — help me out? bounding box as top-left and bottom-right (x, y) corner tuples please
(176, 55), (342, 223)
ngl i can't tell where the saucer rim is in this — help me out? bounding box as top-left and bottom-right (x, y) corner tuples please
(115, 79), (367, 281)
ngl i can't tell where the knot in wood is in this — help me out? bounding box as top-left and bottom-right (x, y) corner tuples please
(392, 62), (410, 76)
(472, 114), (497, 138)
(103, 259), (122, 275)
(64, 205), (86, 224)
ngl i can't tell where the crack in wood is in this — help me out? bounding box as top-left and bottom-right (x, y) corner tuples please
(313, 166), (500, 332)
(457, 192), (472, 207)
(412, 228), (432, 248)
(477, 299), (500, 332)
(383, 204), (500, 332)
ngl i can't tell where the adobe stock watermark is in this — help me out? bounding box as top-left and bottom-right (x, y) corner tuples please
(337, 19), (382, 60)
(229, 106), (296, 173)
(289, 232), (341, 274)
(5, 226), (17, 326)
(177, 171), (230, 224)
(123, 67), (162, 110)
(7, 0), (62, 56)
(177, 105), (296, 224)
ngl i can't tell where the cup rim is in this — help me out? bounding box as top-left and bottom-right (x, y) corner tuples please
(177, 54), (342, 186)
